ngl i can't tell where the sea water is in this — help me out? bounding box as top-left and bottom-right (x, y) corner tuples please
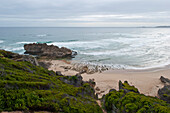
(0, 27), (170, 70)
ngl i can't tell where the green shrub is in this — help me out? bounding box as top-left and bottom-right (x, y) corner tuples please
(104, 88), (170, 113)
(0, 51), (102, 113)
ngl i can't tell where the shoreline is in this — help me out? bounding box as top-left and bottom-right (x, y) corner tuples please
(82, 68), (170, 98)
(46, 59), (170, 98)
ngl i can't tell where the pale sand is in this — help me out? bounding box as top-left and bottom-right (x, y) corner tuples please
(82, 68), (170, 98)
(47, 60), (170, 98)
(47, 60), (79, 76)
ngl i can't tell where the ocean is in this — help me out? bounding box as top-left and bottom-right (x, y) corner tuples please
(0, 27), (170, 70)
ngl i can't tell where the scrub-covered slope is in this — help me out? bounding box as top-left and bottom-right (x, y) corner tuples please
(0, 50), (102, 113)
(103, 81), (170, 113)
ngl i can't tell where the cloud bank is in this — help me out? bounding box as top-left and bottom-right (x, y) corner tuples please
(0, 0), (169, 27)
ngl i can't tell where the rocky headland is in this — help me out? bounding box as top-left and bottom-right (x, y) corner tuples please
(24, 43), (77, 59)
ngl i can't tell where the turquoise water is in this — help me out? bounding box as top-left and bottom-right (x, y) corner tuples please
(0, 27), (170, 69)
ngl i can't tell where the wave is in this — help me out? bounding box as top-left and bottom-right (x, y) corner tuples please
(89, 58), (111, 62)
(80, 51), (116, 56)
(0, 40), (4, 43)
(16, 41), (35, 44)
(4, 47), (24, 51)
(75, 60), (170, 71)
(16, 41), (53, 44)
(36, 34), (47, 37)
(58, 40), (79, 42)
(37, 41), (53, 44)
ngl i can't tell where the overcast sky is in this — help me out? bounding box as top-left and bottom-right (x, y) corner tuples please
(0, 0), (170, 27)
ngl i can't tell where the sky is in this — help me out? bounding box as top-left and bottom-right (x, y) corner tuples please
(0, 0), (170, 27)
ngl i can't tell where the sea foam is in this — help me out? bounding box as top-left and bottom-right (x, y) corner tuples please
(0, 40), (4, 43)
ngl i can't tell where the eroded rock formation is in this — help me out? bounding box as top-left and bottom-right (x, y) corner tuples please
(158, 76), (170, 103)
(24, 43), (77, 59)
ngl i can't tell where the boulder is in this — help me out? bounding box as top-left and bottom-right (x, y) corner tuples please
(24, 43), (77, 59)
(158, 76), (170, 103)
(56, 71), (63, 76)
(160, 76), (170, 85)
(59, 74), (83, 87)
(158, 85), (170, 103)
(119, 80), (140, 94)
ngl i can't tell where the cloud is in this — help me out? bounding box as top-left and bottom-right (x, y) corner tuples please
(0, 0), (169, 27)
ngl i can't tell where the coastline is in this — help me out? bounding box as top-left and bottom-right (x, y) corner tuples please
(82, 68), (170, 98)
(47, 59), (170, 98)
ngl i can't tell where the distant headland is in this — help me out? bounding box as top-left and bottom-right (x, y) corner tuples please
(155, 26), (170, 28)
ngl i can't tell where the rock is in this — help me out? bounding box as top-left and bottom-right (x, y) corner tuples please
(119, 80), (140, 94)
(0, 49), (42, 67)
(109, 89), (116, 92)
(119, 80), (123, 90)
(88, 79), (96, 88)
(95, 93), (98, 99)
(75, 74), (83, 87)
(158, 76), (170, 103)
(59, 74), (83, 87)
(100, 91), (105, 93)
(18, 55), (39, 66)
(56, 71), (63, 76)
(38, 61), (51, 69)
(24, 43), (77, 59)
(95, 87), (100, 91)
(158, 85), (170, 103)
(160, 76), (170, 85)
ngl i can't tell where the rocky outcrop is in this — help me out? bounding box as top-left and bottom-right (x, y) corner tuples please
(24, 43), (77, 59)
(59, 74), (83, 87)
(58, 73), (95, 88)
(160, 76), (170, 85)
(58, 72), (97, 98)
(0, 49), (39, 66)
(158, 76), (170, 103)
(158, 85), (170, 103)
(119, 80), (140, 94)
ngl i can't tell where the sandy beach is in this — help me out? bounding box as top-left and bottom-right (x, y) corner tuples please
(82, 68), (170, 98)
(47, 60), (170, 98)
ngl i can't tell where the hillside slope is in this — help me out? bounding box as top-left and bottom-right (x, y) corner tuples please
(0, 50), (102, 113)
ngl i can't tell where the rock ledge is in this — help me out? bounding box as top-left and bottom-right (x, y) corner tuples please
(24, 43), (77, 59)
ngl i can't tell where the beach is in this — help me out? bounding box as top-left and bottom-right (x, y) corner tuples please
(47, 59), (170, 98)
(82, 68), (170, 98)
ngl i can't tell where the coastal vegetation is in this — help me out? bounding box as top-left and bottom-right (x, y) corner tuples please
(0, 50), (102, 112)
(103, 81), (170, 113)
(0, 49), (170, 113)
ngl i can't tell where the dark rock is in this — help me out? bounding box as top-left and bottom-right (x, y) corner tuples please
(158, 85), (170, 103)
(75, 74), (83, 86)
(24, 43), (77, 59)
(0, 49), (39, 66)
(160, 76), (170, 85)
(119, 80), (123, 90)
(59, 75), (83, 87)
(86, 79), (96, 88)
(109, 89), (116, 92)
(95, 87), (100, 91)
(95, 93), (98, 99)
(72, 51), (78, 58)
(119, 80), (140, 94)
(18, 55), (39, 66)
(38, 61), (51, 69)
(158, 76), (170, 103)
(100, 91), (105, 93)
(56, 71), (63, 76)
